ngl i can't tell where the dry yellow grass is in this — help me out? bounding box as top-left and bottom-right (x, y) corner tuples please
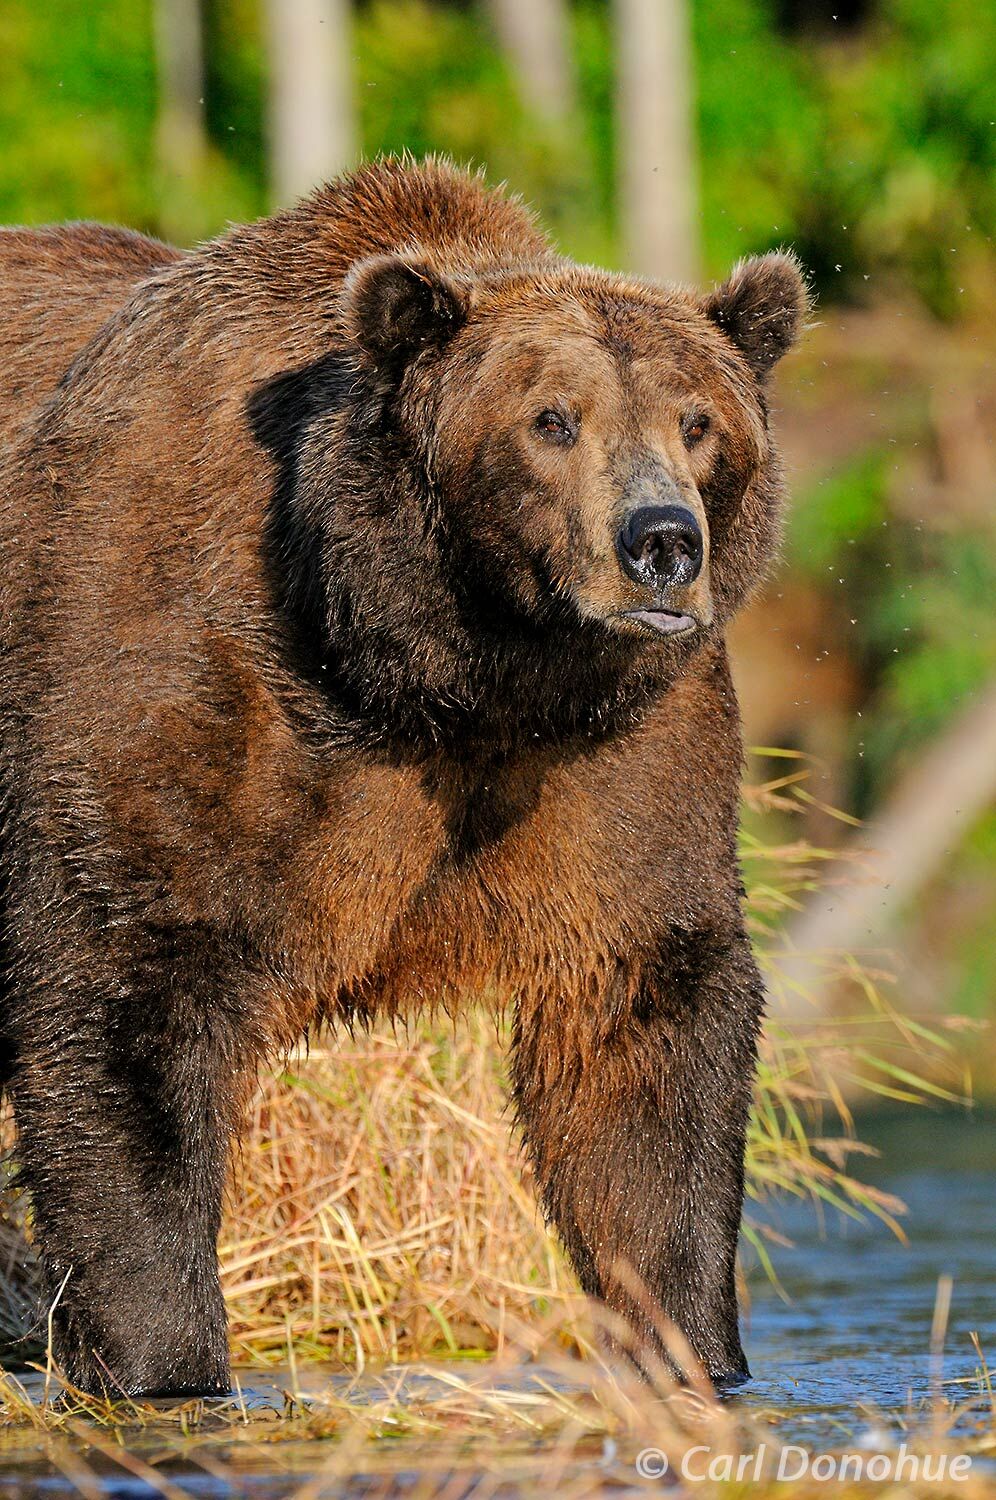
(222, 1016), (565, 1368)
(0, 1005), (965, 1372)
(0, 761), (972, 1374)
(217, 1006), (965, 1372)
(0, 767), (986, 1497)
(211, 761), (969, 1370)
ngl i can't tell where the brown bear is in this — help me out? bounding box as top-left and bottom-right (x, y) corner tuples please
(0, 158), (806, 1397)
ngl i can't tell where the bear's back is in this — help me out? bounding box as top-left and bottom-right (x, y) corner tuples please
(303, 156), (553, 274)
(0, 223), (180, 445)
(0, 161), (552, 455)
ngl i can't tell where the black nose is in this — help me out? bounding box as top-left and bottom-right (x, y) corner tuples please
(616, 505), (704, 590)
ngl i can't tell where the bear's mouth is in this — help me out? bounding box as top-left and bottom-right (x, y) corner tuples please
(622, 608), (698, 636)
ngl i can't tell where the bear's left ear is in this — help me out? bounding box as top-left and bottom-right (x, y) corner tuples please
(341, 254), (474, 375)
(702, 251), (810, 380)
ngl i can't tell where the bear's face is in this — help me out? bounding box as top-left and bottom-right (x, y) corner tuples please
(430, 291), (768, 645)
(342, 253), (807, 655)
(290, 249), (810, 744)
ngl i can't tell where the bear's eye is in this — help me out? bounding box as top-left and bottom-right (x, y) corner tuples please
(682, 413), (711, 448)
(534, 409), (576, 445)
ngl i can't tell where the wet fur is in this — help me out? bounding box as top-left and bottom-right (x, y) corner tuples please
(0, 159), (806, 1394)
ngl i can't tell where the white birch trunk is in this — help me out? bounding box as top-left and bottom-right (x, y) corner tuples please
(153, 0), (208, 183)
(487, 0), (577, 123)
(265, 0), (356, 207)
(615, 0), (699, 283)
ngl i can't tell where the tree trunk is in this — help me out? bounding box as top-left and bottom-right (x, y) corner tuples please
(487, 0), (577, 124)
(153, 0), (208, 188)
(615, 0), (699, 283)
(264, 0), (356, 208)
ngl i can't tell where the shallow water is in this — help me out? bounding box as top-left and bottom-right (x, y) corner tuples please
(738, 1106), (996, 1447)
(1, 1106), (993, 1494)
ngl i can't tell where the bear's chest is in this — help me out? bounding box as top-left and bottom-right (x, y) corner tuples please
(294, 742), (709, 1019)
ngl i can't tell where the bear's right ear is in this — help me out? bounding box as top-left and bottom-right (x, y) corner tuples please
(341, 254), (473, 375)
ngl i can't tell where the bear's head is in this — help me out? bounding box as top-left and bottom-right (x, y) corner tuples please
(257, 250), (808, 748)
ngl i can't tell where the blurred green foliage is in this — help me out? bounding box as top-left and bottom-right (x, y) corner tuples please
(692, 0), (996, 317)
(788, 470), (996, 804)
(0, 3), (157, 228)
(1, 0), (993, 315)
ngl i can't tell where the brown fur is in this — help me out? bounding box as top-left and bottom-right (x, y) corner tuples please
(0, 159), (807, 1395)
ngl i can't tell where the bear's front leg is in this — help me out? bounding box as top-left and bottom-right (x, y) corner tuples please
(7, 924), (252, 1397)
(512, 924), (763, 1385)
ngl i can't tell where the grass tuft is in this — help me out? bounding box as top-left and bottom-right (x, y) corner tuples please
(0, 762), (972, 1386)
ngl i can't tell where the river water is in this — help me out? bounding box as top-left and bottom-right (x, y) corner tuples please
(0, 1106), (992, 1494)
(739, 1106), (996, 1447)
